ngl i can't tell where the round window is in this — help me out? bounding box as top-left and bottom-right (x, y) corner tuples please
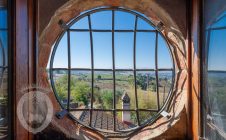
(48, 7), (175, 133)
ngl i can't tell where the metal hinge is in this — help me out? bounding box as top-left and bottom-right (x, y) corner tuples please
(58, 19), (68, 30)
(55, 109), (68, 119)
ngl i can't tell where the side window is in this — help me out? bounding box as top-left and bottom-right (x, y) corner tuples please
(203, 1), (226, 139)
(0, 0), (9, 139)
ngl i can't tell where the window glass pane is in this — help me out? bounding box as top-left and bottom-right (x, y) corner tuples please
(158, 33), (172, 69)
(70, 32), (91, 68)
(136, 71), (157, 109)
(93, 71), (113, 109)
(115, 33), (133, 69)
(70, 16), (89, 29)
(70, 70), (91, 109)
(93, 32), (112, 69)
(208, 30), (226, 71)
(210, 12), (226, 29)
(116, 111), (138, 131)
(53, 33), (68, 68)
(91, 11), (112, 30)
(204, 2), (226, 137)
(0, 31), (7, 65)
(207, 71), (226, 134)
(0, 46), (3, 66)
(137, 18), (155, 30)
(52, 70), (68, 109)
(207, 29), (226, 133)
(0, 10), (7, 28)
(115, 11), (135, 30)
(158, 71), (173, 107)
(115, 71), (136, 109)
(0, 68), (8, 129)
(136, 32), (155, 69)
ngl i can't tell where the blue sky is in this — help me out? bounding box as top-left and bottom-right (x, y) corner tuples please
(207, 12), (226, 71)
(50, 10), (173, 69)
(0, 9), (8, 67)
(2, 8), (226, 71)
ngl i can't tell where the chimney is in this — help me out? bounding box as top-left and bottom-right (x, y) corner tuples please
(121, 92), (130, 123)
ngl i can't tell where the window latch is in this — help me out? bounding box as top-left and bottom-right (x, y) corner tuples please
(55, 109), (68, 119)
(160, 111), (171, 119)
(207, 114), (213, 122)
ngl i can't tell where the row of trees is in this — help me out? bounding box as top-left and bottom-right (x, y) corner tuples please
(54, 73), (168, 124)
(55, 75), (123, 109)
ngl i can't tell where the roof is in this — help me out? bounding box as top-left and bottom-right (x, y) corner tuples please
(71, 110), (136, 131)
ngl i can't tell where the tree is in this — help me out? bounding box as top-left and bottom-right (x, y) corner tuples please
(71, 81), (91, 106)
(55, 75), (68, 101)
(97, 75), (102, 80)
(101, 90), (113, 109)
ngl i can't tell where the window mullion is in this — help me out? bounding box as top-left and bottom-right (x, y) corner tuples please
(112, 10), (117, 131)
(67, 30), (71, 111)
(88, 15), (94, 127)
(133, 15), (141, 126)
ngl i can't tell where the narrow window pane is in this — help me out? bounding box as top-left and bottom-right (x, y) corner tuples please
(91, 11), (112, 30)
(158, 71), (173, 107)
(70, 32), (91, 68)
(115, 33), (133, 69)
(52, 70), (68, 108)
(115, 71), (136, 109)
(53, 33), (68, 68)
(70, 70), (91, 109)
(137, 18), (155, 30)
(136, 32), (155, 69)
(0, 31), (7, 65)
(0, 7), (8, 137)
(116, 111), (138, 130)
(0, 10), (7, 28)
(204, 1), (226, 138)
(158, 33), (173, 69)
(115, 11), (135, 30)
(93, 32), (112, 69)
(93, 71), (113, 109)
(136, 71), (157, 109)
(70, 16), (89, 29)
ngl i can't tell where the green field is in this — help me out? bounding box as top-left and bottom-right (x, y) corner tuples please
(52, 70), (172, 124)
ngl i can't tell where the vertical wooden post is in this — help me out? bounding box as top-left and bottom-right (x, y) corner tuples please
(13, 0), (37, 139)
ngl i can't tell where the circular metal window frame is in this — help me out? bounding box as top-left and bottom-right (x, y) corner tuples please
(49, 7), (175, 134)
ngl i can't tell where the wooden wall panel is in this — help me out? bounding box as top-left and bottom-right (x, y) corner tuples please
(190, 0), (201, 139)
(13, 0), (37, 139)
